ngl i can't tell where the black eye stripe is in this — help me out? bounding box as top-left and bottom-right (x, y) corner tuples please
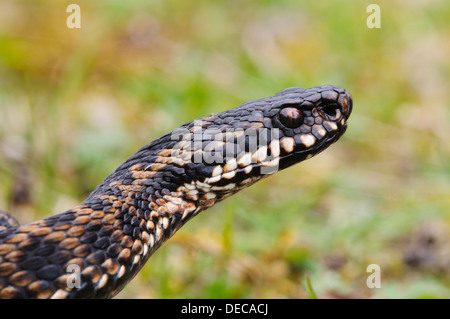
(279, 107), (303, 128)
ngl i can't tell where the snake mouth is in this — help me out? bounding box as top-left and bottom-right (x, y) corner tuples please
(274, 115), (349, 171)
(275, 133), (341, 170)
(218, 120), (348, 177)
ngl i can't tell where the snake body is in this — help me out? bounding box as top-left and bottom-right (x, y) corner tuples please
(0, 86), (352, 298)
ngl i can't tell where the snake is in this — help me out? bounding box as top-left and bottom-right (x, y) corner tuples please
(0, 85), (352, 298)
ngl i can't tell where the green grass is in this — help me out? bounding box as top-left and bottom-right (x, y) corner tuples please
(0, 0), (449, 298)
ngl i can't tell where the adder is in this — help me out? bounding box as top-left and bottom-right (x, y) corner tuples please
(0, 85), (352, 298)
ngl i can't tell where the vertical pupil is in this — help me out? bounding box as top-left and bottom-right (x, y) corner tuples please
(280, 107), (302, 128)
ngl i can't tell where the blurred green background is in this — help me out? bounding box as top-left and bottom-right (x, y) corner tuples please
(0, 0), (449, 298)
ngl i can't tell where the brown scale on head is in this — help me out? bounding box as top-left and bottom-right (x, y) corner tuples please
(0, 85), (352, 298)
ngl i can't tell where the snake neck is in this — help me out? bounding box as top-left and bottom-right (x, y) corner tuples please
(75, 133), (242, 297)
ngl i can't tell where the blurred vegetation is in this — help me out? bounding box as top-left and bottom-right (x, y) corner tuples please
(0, 0), (449, 298)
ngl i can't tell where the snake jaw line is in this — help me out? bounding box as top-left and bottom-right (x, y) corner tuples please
(300, 134), (316, 148)
(244, 165), (253, 174)
(222, 171), (236, 180)
(269, 140), (280, 158)
(312, 125), (327, 139)
(211, 166), (223, 177)
(237, 153), (252, 167)
(280, 137), (295, 153)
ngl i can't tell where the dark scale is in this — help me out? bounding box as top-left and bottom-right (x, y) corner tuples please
(0, 86), (352, 298)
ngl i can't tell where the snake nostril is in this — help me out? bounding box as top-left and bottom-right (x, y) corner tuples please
(321, 107), (337, 118)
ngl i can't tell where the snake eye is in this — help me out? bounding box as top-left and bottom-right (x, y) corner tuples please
(279, 107), (303, 128)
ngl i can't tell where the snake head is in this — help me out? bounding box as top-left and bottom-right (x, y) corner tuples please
(163, 85), (352, 204)
(268, 85), (353, 170)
